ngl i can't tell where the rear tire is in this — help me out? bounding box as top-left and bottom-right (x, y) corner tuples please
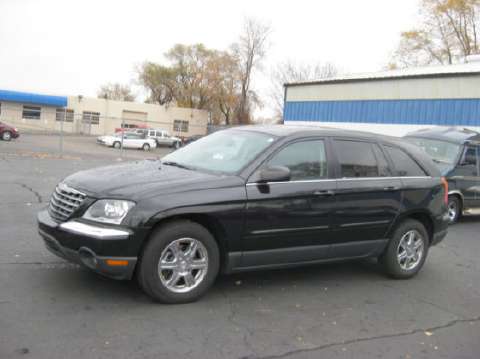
(1, 131), (12, 141)
(447, 195), (461, 224)
(380, 219), (429, 279)
(137, 221), (220, 304)
(142, 143), (151, 151)
(113, 141), (121, 149)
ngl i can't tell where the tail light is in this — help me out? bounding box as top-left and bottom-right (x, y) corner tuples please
(441, 177), (448, 204)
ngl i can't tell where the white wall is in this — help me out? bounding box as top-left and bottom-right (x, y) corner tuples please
(286, 75), (480, 102)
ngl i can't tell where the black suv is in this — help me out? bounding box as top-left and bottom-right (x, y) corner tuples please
(405, 127), (480, 224)
(38, 126), (449, 303)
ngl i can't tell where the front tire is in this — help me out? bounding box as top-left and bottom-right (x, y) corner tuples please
(113, 141), (121, 149)
(380, 219), (429, 279)
(137, 221), (220, 303)
(142, 143), (151, 151)
(447, 196), (461, 224)
(2, 131), (12, 141)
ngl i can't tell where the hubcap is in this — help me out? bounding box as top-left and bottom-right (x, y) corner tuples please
(158, 238), (208, 293)
(448, 201), (457, 222)
(397, 230), (424, 271)
(3, 132), (11, 140)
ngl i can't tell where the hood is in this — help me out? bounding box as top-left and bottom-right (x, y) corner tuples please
(63, 160), (240, 200)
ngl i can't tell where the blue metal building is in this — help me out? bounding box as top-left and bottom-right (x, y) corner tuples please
(284, 62), (480, 136)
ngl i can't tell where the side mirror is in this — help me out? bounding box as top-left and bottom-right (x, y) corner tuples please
(258, 166), (291, 183)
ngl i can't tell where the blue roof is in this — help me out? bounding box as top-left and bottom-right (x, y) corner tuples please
(0, 89), (67, 107)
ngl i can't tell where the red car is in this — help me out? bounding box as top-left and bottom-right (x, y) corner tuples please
(0, 121), (20, 141)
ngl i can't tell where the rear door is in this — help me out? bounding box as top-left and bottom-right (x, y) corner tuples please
(454, 145), (480, 209)
(157, 131), (169, 146)
(243, 138), (336, 267)
(330, 139), (402, 258)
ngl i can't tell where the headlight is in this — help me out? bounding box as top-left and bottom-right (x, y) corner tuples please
(83, 200), (135, 224)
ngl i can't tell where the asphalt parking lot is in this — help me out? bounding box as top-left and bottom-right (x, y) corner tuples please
(1, 134), (480, 359)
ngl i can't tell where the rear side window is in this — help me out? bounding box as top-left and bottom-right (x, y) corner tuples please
(334, 140), (380, 178)
(268, 140), (328, 180)
(462, 146), (478, 169)
(384, 146), (427, 177)
(372, 145), (391, 177)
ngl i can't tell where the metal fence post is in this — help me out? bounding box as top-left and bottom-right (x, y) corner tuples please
(59, 108), (65, 158)
(120, 116), (124, 159)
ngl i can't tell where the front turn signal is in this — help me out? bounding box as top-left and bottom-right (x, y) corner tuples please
(106, 259), (129, 267)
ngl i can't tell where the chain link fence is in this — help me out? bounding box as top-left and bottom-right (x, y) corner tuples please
(0, 104), (212, 159)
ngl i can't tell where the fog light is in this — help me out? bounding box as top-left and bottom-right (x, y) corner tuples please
(78, 248), (98, 269)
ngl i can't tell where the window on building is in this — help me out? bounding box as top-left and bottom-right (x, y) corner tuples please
(334, 140), (379, 178)
(22, 106), (41, 120)
(173, 120), (189, 132)
(121, 123), (137, 129)
(384, 146), (427, 177)
(268, 140), (328, 181)
(82, 111), (100, 125)
(55, 108), (74, 122)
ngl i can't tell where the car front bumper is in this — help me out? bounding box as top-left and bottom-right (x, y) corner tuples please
(37, 210), (137, 280)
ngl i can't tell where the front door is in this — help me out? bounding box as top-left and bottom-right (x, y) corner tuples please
(243, 138), (336, 268)
(330, 139), (402, 258)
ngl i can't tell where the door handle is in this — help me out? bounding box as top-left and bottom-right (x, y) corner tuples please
(313, 190), (335, 196)
(383, 186), (400, 191)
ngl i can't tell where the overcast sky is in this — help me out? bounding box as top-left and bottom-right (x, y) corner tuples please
(0, 0), (420, 116)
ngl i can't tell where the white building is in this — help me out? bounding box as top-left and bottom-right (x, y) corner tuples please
(0, 90), (209, 137)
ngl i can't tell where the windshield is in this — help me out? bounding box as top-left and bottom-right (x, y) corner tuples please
(406, 137), (461, 167)
(162, 130), (277, 174)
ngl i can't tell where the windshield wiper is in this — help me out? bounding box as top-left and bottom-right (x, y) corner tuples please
(162, 161), (192, 170)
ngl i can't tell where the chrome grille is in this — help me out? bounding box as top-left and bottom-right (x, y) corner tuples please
(48, 183), (86, 222)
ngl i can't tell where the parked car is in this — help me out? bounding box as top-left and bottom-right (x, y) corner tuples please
(96, 133), (157, 151)
(404, 127), (480, 224)
(38, 126), (449, 303)
(0, 121), (20, 141)
(134, 128), (182, 149)
(114, 124), (149, 133)
(183, 134), (204, 146)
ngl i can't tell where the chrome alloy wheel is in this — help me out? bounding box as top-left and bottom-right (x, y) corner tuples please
(158, 238), (208, 293)
(448, 200), (458, 223)
(397, 230), (425, 271)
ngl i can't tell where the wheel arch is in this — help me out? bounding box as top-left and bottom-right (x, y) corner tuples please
(388, 210), (434, 244)
(141, 213), (229, 272)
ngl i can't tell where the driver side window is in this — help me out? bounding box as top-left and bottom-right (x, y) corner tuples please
(268, 140), (328, 181)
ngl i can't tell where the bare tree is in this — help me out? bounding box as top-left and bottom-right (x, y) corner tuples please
(270, 61), (338, 120)
(232, 17), (271, 124)
(391, 0), (480, 67)
(97, 83), (136, 102)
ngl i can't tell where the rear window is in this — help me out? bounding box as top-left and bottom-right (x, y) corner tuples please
(384, 146), (427, 177)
